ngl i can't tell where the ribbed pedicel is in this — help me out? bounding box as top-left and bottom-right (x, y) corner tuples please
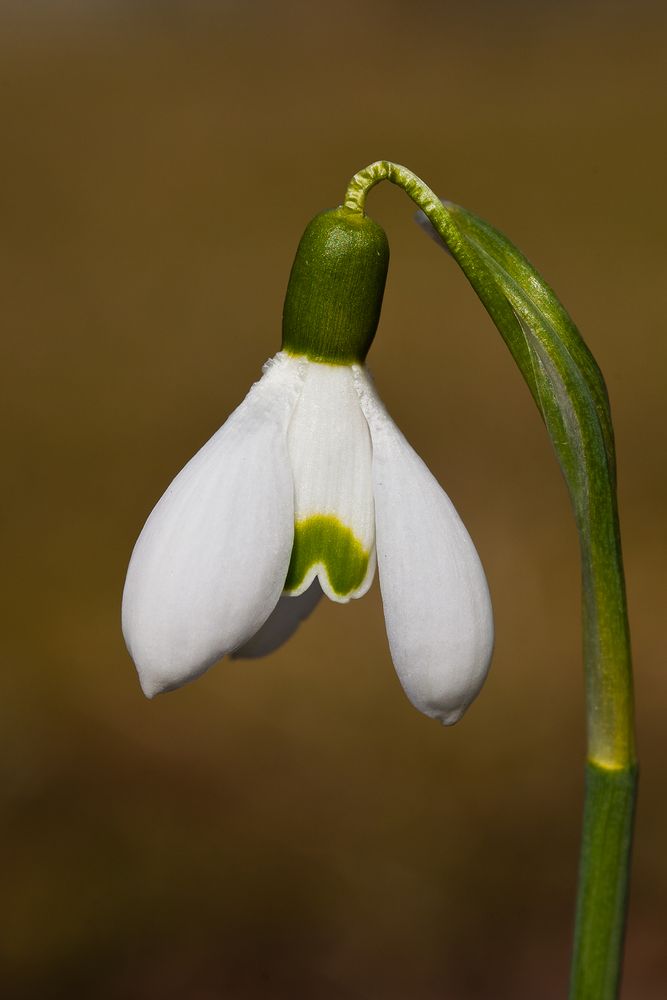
(282, 206), (389, 364)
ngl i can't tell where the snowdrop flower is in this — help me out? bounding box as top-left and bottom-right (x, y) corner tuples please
(122, 207), (493, 724)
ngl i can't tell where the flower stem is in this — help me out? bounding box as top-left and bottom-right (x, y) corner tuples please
(344, 161), (637, 998)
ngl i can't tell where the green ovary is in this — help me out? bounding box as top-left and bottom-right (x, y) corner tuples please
(284, 515), (370, 598)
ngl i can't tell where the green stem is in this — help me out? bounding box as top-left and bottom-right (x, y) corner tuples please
(344, 161), (637, 998)
(571, 762), (637, 999)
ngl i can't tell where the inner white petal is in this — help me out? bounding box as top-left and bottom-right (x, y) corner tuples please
(286, 362), (376, 602)
(232, 579), (323, 659)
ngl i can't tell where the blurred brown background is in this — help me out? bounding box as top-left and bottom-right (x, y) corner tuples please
(2, 1), (665, 997)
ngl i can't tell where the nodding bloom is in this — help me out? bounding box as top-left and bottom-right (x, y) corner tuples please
(122, 207), (493, 724)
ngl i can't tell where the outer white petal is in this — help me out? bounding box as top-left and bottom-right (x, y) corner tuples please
(286, 361), (376, 602)
(122, 352), (306, 697)
(355, 368), (494, 725)
(232, 579), (323, 659)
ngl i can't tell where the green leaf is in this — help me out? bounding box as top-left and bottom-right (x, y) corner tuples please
(344, 159), (637, 999)
(422, 199), (633, 766)
(430, 202), (616, 525)
(421, 195), (636, 1000)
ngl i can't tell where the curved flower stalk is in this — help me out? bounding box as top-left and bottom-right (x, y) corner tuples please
(122, 207), (494, 724)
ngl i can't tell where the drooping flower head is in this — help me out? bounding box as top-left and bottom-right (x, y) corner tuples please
(122, 204), (493, 724)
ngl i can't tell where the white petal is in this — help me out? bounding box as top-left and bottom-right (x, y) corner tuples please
(355, 368), (494, 724)
(285, 361), (376, 602)
(122, 353), (306, 697)
(232, 579), (323, 659)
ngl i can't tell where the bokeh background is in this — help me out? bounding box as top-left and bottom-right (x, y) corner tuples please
(2, 1), (665, 997)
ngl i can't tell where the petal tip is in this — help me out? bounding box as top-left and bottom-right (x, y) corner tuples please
(138, 673), (162, 700)
(437, 706), (466, 727)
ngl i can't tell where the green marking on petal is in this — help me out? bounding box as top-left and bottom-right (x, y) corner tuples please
(284, 515), (369, 597)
